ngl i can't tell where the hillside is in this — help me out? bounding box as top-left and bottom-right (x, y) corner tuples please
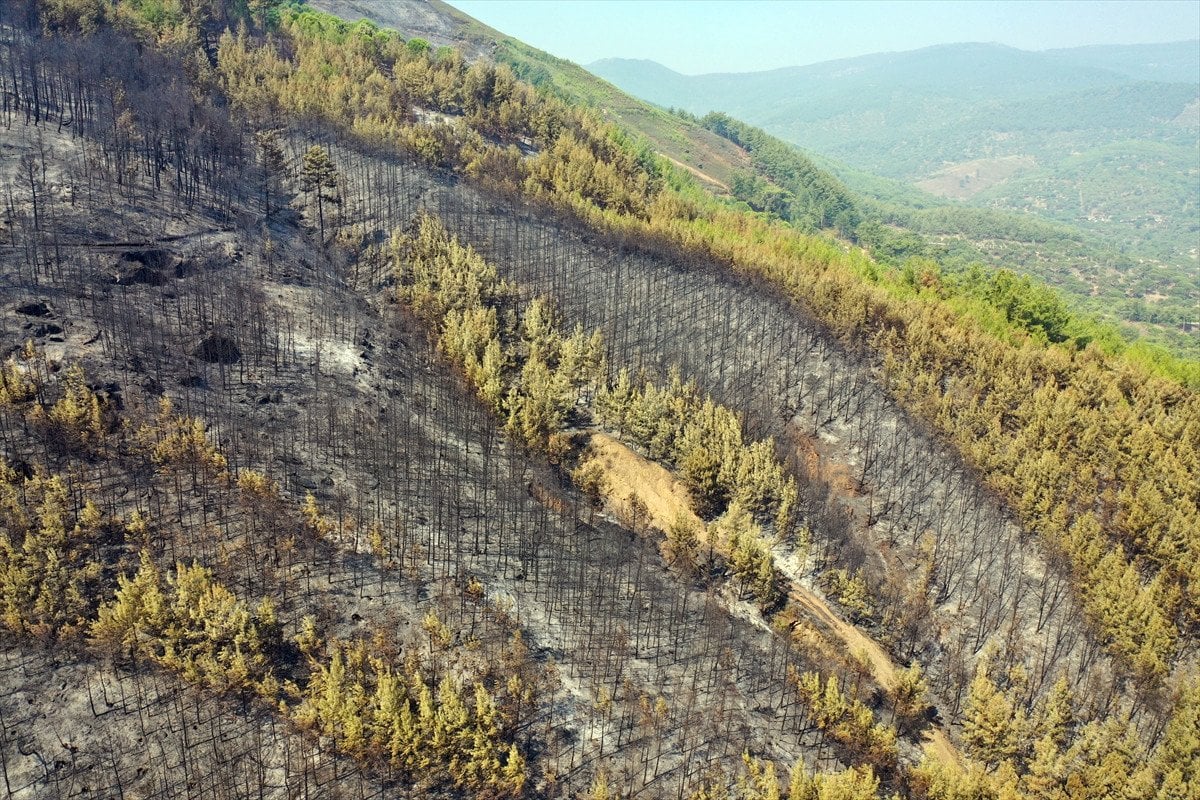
(590, 44), (1200, 353)
(0, 2), (1198, 799)
(588, 42), (1198, 186)
(313, 4), (1199, 359)
(308, 0), (753, 192)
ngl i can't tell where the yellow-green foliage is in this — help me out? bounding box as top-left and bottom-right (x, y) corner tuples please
(0, 470), (104, 641)
(291, 637), (526, 796)
(391, 213), (602, 450)
(822, 568), (875, 624)
(789, 763), (881, 800)
(791, 670), (899, 769)
(393, 211), (513, 322)
(689, 754), (885, 800)
(596, 369), (797, 535)
(924, 663), (1200, 800)
(141, 396), (229, 478)
(92, 558), (281, 694)
(217, 10), (659, 213)
(0, 342), (42, 407)
(710, 504), (782, 608)
(26, 364), (105, 450)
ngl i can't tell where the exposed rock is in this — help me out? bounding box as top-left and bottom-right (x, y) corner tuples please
(107, 249), (179, 286)
(31, 322), (63, 338)
(194, 335), (241, 364)
(15, 300), (51, 317)
(91, 381), (123, 410)
(294, 473), (320, 490)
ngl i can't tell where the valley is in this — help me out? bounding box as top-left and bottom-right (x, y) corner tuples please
(590, 43), (1200, 360)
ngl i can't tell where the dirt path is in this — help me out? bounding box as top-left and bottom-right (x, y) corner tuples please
(659, 154), (731, 193)
(586, 430), (961, 769)
(790, 585), (895, 685)
(921, 725), (960, 769)
(789, 585), (958, 766)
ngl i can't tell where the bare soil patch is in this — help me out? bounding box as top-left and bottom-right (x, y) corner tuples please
(916, 154), (1036, 199)
(584, 431), (701, 533)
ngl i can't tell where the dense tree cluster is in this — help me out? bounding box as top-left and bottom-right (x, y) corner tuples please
(596, 369), (798, 533)
(387, 212), (603, 451)
(790, 670), (899, 770)
(0, 468), (105, 641)
(649, 196), (1198, 682)
(911, 663), (1200, 800)
(93, 555), (281, 693)
(140, 396), (230, 479)
(687, 667), (1200, 800)
(216, 10), (660, 215)
(292, 635), (527, 796)
(703, 112), (861, 236)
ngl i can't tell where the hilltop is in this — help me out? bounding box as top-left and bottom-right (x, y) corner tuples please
(309, 0), (753, 192)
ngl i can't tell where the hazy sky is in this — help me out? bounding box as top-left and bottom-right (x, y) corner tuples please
(448, 0), (1200, 74)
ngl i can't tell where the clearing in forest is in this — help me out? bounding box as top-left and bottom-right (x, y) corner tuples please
(584, 431), (703, 532)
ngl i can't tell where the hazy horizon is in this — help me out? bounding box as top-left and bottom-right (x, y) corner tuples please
(448, 0), (1200, 75)
(586, 38), (1200, 77)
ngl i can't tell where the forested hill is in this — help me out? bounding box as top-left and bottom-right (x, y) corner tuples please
(1042, 41), (1200, 84)
(0, 0), (1198, 798)
(590, 41), (1200, 114)
(590, 44), (1200, 354)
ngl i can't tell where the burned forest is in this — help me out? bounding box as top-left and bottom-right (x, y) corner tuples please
(0, 2), (1196, 799)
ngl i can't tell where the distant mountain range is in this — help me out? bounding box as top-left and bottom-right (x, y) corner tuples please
(306, 5), (1197, 352)
(590, 40), (1200, 105)
(589, 42), (1200, 270)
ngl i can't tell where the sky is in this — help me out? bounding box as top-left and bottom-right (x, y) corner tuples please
(448, 0), (1200, 74)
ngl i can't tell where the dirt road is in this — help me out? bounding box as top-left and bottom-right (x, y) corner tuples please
(788, 583), (958, 767)
(659, 154), (732, 193)
(588, 430), (961, 769)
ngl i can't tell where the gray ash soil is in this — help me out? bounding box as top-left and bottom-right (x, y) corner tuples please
(0, 118), (849, 796)
(0, 645), (390, 800)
